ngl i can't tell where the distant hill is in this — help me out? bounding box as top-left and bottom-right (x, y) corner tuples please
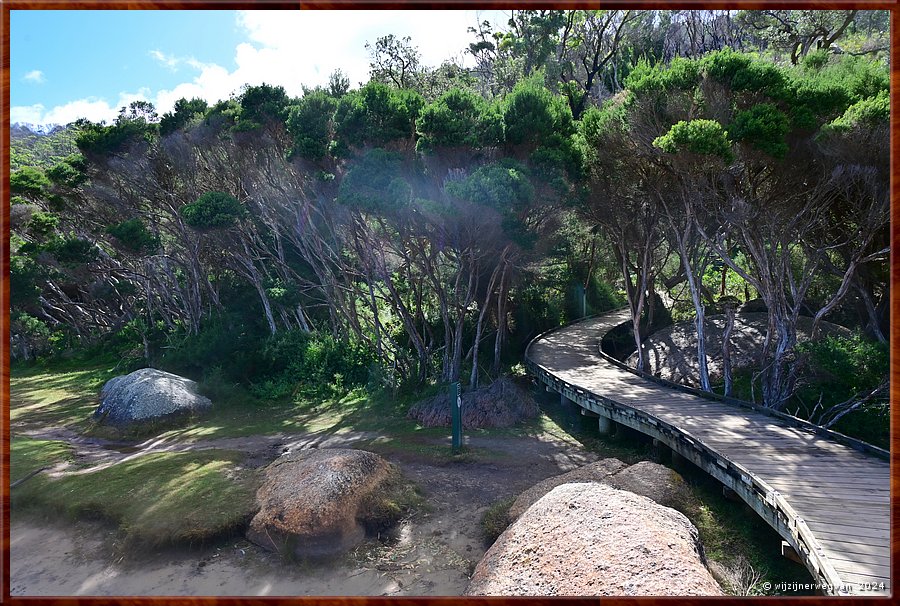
(10, 122), (81, 171)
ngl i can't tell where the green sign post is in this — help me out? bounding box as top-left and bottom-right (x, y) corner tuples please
(451, 381), (461, 452)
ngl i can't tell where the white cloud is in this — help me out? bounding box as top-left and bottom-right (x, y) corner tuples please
(236, 10), (493, 93)
(150, 49), (181, 71)
(23, 70), (45, 84)
(11, 89), (152, 126)
(11, 103), (45, 124)
(16, 10), (507, 127)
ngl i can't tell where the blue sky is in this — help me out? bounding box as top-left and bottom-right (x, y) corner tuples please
(11, 9), (504, 126)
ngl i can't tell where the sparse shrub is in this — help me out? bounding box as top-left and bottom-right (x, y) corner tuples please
(481, 497), (515, 544)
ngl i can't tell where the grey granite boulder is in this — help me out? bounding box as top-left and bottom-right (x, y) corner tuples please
(466, 483), (723, 596)
(94, 368), (212, 427)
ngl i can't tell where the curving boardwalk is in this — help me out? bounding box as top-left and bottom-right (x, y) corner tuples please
(525, 309), (890, 596)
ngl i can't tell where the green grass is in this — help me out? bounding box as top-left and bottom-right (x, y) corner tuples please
(11, 438), (259, 548)
(481, 497), (515, 544)
(10, 362), (118, 431)
(10, 437), (75, 482)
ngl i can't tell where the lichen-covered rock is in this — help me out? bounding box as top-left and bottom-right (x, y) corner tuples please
(246, 448), (395, 558)
(466, 483), (723, 596)
(507, 459), (691, 524)
(607, 460), (692, 510)
(508, 458), (627, 520)
(94, 368), (211, 427)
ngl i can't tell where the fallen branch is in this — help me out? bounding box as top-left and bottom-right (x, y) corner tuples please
(11, 466), (48, 489)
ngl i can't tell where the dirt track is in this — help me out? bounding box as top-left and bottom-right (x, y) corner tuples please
(11, 428), (601, 596)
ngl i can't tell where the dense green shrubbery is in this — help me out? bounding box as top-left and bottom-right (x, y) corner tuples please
(182, 192), (245, 229)
(654, 119), (733, 162)
(158, 315), (263, 383)
(107, 218), (160, 253)
(795, 333), (888, 447)
(416, 87), (503, 152)
(251, 330), (377, 399)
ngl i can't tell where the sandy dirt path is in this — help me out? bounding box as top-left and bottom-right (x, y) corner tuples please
(11, 431), (599, 596)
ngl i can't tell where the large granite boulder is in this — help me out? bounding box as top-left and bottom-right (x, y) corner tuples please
(94, 368), (212, 427)
(607, 460), (693, 511)
(246, 448), (396, 558)
(508, 459), (691, 523)
(466, 483), (723, 596)
(508, 458), (628, 520)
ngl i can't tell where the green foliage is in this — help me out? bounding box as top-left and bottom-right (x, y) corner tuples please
(579, 99), (628, 153)
(796, 333), (889, 447)
(45, 237), (98, 265)
(181, 191), (245, 229)
(816, 55), (889, 103)
(159, 97), (209, 136)
(335, 82), (424, 147)
(801, 49), (829, 71)
(784, 55), (888, 129)
(625, 56), (700, 97)
(205, 99), (242, 128)
(107, 218), (160, 253)
(10, 313), (54, 359)
(234, 83), (290, 130)
(286, 90), (337, 160)
(10, 166), (50, 198)
(338, 148), (411, 211)
(28, 211), (59, 239)
(729, 104), (790, 158)
(701, 49), (786, 95)
(653, 119), (733, 162)
(821, 90), (889, 136)
(10, 255), (45, 308)
(798, 334), (887, 402)
(75, 118), (155, 157)
(529, 136), (583, 188)
(784, 79), (850, 130)
(503, 76), (574, 146)
(11, 124), (80, 171)
(445, 160), (534, 213)
(252, 329), (376, 398)
(415, 88), (502, 152)
(159, 315), (262, 383)
(46, 154), (88, 187)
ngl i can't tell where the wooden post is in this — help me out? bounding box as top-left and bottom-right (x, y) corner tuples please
(598, 414), (612, 434)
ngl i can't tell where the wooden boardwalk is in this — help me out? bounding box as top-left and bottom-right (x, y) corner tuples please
(525, 309), (891, 596)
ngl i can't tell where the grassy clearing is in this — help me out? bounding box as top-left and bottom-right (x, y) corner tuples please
(10, 363), (118, 432)
(10, 437), (75, 482)
(10, 438), (259, 549)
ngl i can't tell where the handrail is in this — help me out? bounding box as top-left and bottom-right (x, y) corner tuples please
(522, 310), (888, 596)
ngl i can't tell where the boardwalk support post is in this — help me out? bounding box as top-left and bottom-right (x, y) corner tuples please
(597, 414), (611, 434)
(781, 541), (803, 565)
